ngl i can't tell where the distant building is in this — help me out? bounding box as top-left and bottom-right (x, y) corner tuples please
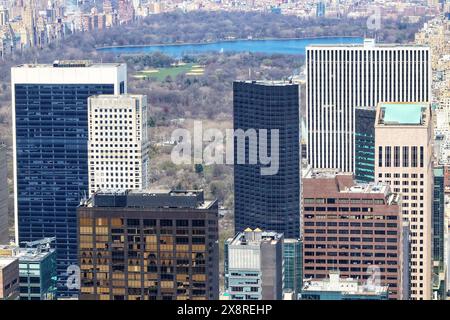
(0, 257), (19, 300)
(0, 143), (7, 244)
(355, 106), (376, 183)
(283, 238), (302, 296)
(375, 102), (433, 300)
(77, 189), (219, 300)
(316, 1), (325, 17)
(233, 80), (300, 238)
(224, 229), (283, 300)
(87, 94), (149, 195)
(300, 271), (389, 300)
(302, 171), (406, 299)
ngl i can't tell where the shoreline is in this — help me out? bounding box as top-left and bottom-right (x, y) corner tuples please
(96, 35), (363, 50)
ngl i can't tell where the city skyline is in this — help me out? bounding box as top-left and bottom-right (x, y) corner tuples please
(0, 3), (449, 306)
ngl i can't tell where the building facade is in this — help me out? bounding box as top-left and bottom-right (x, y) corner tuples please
(432, 166), (446, 299)
(302, 172), (406, 300)
(12, 60), (127, 296)
(0, 241), (58, 300)
(233, 81), (300, 238)
(355, 106), (376, 183)
(224, 229), (284, 300)
(0, 257), (19, 300)
(306, 40), (431, 172)
(0, 143), (8, 244)
(374, 102), (433, 300)
(87, 94), (149, 195)
(77, 189), (219, 300)
(283, 238), (302, 296)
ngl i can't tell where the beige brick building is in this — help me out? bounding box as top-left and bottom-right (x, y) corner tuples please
(374, 102), (433, 300)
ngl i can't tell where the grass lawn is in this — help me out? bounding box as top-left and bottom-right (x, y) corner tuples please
(134, 63), (205, 81)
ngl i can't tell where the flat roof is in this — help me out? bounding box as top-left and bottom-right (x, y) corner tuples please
(0, 257), (17, 268)
(83, 189), (216, 210)
(378, 102), (429, 126)
(234, 80), (298, 86)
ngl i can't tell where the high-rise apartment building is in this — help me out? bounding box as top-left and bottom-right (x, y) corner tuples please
(12, 60), (127, 296)
(0, 143), (8, 244)
(302, 172), (406, 300)
(306, 40), (431, 172)
(224, 229), (284, 300)
(77, 189), (219, 300)
(88, 94), (149, 195)
(233, 81), (300, 238)
(355, 106), (376, 183)
(374, 102), (433, 300)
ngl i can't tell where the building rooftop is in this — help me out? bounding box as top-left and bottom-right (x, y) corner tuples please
(82, 189), (216, 210)
(228, 229), (283, 246)
(377, 102), (430, 126)
(302, 271), (388, 296)
(303, 172), (400, 205)
(14, 60), (124, 69)
(0, 257), (17, 269)
(307, 38), (429, 49)
(234, 80), (298, 86)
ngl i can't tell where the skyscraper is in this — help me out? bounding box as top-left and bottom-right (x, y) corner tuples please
(302, 172), (406, 300)
(77, 189), (219, 300)
(233, 81), (300, 238)
(306, 40), (431, 172)
(87, 94), (149, 195)
(354, 106), (376, 182)
(12, 60), (127, 296)
(432, 166), (446, 299)
(374, 102), (433, 300)
(0, 143), (8, 244)
(224, 229), (284, 300)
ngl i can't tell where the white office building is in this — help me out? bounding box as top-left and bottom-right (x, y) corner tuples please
(88, 94), (149, 194)
(306, 39), (431, 172)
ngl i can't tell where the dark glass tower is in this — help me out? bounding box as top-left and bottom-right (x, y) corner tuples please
(12, 61), (126, 296)
(233, 81), (300, 238)
(432, 166), (446, 298)
(355, 106), (376, 182)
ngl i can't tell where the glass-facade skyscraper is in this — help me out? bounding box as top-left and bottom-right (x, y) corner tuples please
(355, 106), (376, 183)
(233, 81), (300, 238)
(432, 166), (446, 298)
(12, 61), (127, 296)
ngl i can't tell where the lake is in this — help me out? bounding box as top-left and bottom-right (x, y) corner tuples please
(97, 37), (364, 57)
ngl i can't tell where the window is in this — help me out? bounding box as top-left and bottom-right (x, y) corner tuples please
(385, 146), (391, 167)
(394, 146), (400, 167)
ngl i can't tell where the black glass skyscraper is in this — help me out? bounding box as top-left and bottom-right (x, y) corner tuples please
(355, 106), (376, 183)
(233, 81), (300, 238)
(12, 61), (126, 296)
